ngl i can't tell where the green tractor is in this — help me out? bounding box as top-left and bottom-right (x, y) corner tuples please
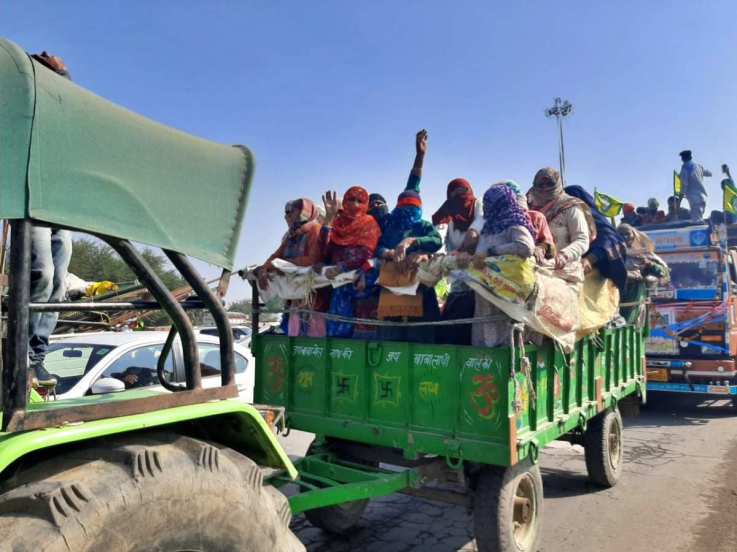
(0, 38), (303, 551)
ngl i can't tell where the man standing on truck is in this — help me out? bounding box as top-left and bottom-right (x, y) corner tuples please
(679, 149), (712, 222)
(27, 52), (74, 386)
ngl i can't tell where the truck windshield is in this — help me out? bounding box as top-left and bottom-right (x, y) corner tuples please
(655, 250), (722, 301)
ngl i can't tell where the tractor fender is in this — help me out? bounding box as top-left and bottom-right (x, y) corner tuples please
(0, 399), (297, 479)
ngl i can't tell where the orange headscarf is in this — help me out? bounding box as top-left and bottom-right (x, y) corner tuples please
(330, 186), (382, 252)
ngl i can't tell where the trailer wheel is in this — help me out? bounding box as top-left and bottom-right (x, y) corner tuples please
(473, 459), (543, 552)
(584, 407), (624, 487)
(618, 395), (641, 418)
(303, 439), (371, 534)
(0, 432), (304, 552)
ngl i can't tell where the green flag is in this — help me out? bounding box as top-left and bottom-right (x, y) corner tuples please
(594, 191), (624, 218)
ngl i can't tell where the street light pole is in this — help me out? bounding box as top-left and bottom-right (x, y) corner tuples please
(545, 97), (574, 185)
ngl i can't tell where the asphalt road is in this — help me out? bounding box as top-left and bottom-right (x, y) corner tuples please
(280, 394), (737, 552)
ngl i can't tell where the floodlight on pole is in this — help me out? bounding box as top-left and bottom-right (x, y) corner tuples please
(544, 97), (574, 185)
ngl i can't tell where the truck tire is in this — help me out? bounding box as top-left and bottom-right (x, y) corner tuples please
(584, 407), (624, 487)
(303, 439), (370, 534)
(0, 432), (304, 552)
(473, 459), (543, 552)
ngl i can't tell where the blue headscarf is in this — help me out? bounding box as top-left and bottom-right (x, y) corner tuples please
(482, 184), (535, 236)
(565, 185), (627, 292)
(379, 206), (423, 249)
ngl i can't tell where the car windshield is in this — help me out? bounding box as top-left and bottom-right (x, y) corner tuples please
(45, 343), (117, 394)
(655, 250), (722, 300)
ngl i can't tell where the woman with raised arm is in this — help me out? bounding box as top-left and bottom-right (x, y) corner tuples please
(320, 186), (382, 337)
(471, 183), (536, 347)
(376, 130), (443, 343)
(255, 198), (328, 336)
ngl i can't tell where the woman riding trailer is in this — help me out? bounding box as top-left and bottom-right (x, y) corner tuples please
(527, 210), (557, 262)
(498, 180), (556, 263)
(368, 193), (390, 230)
(256, 198), (328, 337)
(471, 183), (536, 347)
(617, 223), (669, 324)
(527, 167), (594, 270)
(321, 186), (382, 337)
(376, 129), (442, 343)
(564, 185), (627, 294)
(431, 177), (483, 345)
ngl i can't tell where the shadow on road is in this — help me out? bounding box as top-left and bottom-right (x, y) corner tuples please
(624, 394), (736, 429)
(539, 467), (608, 499)
(293, 494), (476, 552)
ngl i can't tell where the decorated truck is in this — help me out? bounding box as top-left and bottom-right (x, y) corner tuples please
(643, 222), (737, 402)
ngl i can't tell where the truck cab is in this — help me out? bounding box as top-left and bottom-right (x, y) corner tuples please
(643, 221), (737, 400)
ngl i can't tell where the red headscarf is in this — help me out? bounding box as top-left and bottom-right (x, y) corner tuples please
(528, 210), (556, 257)
(431, 178), (476, 232)
(330, 186), (382, 251)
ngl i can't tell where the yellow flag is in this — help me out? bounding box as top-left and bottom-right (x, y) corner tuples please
(673, 170), (683, 198)
(724, 179), (737, 215)
(594, 191), (624, 217)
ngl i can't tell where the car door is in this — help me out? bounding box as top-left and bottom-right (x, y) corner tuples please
(97, 343), (175, 391)
(195, 340), (251, 400)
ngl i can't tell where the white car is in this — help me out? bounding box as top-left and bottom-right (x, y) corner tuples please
(197, 325), (252, 344)
(45, 331), (254, 402)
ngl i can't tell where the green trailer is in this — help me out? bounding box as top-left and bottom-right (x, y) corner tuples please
(253, 318), (647, 551)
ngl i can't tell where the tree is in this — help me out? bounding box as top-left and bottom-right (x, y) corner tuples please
(69, 238), (186, 290)
(227, 299), (251, 314)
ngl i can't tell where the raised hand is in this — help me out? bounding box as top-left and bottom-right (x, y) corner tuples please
(321, 190), (341, 224)
(415, 129), (428, 156)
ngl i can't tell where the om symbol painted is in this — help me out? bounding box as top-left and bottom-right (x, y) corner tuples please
(267, 356), (286, 395)
(471, 374), (499, 420)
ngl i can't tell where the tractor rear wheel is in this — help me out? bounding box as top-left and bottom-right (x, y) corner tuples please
(0, 432), (304, 552)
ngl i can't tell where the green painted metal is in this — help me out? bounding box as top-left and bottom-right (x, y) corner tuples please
(281, 454), (419, 514)
(0, 37), (251, 269)
(0, 394), (297, 479)
(254, 325), (645, 468)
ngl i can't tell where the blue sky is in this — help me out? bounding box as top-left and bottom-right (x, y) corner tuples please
(3, 1), (737, 299)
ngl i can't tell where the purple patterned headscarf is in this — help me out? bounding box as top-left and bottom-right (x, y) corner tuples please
(482, 183), (535, 236)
